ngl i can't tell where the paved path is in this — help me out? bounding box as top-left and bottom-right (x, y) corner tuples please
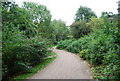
(29, 47), (93, 79)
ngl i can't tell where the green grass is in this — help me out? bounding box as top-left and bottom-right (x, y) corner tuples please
(47, 52), (57, 56)
(12, 53), (57, 81)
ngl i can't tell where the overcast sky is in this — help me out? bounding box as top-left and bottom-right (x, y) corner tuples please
(15, 0), (118, 26)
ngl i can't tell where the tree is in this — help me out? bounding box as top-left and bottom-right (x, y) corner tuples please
(2, 2), (38, 37)
(2, 2), (50, 79)
(70, 21), (92, 39)
(87, 16), (104, 29)
(75, 6), (96, 22)
(22, 2), (52, 38)
(50, 19), (69, 42)
(22, 2), (51, 26)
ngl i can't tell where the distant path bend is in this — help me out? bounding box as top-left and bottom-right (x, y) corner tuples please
(29, 47), (93, 79)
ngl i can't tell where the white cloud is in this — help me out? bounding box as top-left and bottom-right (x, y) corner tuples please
(15, 0), (118, 26)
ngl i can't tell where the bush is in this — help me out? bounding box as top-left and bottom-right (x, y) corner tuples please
(70, 21), (92, 39)
(57, 39), (74, 49)
(66, 40), (81, 53)
(2, 24), (48, 78)
(79, 49), (88, 60)
(56, 20), (120, 79)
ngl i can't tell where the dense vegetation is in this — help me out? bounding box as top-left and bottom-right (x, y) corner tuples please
(2, 1), (120, 80)
(2, 2), (68, 80)
(57, 7), (120, 80)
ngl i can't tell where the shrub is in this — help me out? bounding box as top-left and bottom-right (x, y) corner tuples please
(66, 40), (81, 53)
(57, 39), (74, 49)
(56, 21), (120, 79)
(2, 24), (48, 78)
(79, 49), (88, 60)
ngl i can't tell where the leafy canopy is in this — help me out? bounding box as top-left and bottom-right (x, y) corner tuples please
(75, 6), (96, 22)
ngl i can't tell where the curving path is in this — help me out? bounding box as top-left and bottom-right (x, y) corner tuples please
(29, 47), (93, 79)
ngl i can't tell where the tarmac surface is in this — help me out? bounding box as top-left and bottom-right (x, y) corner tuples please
(29, 47), (93, 79)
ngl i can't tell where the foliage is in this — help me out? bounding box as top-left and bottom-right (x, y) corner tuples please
(12, 53), (57, 80)
(70, 20), (92, 39)
(79, 49), (88, 60)
(57, 14), (120, 79)
(2, 2), (69, 80)
(57, 39), (75, 50)
(2, 2), (53, 80)
(22, 2), (52, 38)
(50, 19), (69, 43)
(86, 16), (104, 29)
(2, 1), (120, 81)
(2, 2), (38, 38)
(2, 23), (48, 78)
(70, 6), (96, 39)
(66, 40), (81, 53)
(75, 6), (96, 22)
(22, 2), (51, 25)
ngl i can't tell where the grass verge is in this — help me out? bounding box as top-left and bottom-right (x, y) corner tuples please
(11, 53), (57, 81)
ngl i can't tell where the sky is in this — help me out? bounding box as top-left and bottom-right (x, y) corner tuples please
(14, 0), (119, 26)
